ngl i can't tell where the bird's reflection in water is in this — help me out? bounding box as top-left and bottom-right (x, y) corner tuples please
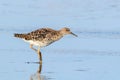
(30, 62), (47, 80)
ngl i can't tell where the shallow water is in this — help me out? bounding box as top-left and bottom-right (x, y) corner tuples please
(0, 31), (120, 80)
(1, 0), (120, 80)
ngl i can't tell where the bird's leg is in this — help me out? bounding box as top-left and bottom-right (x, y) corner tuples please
(37, 60), (42, 73)
(37, 47), (42, 64)
(30, 44), (37, 52)
(30, 44), (42, 64)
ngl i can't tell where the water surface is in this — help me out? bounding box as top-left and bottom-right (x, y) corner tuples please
(0, 0), (120, 80)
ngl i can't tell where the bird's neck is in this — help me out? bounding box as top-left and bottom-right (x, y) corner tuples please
(51, 31), (63, 41)
(58, 30), (65, 36)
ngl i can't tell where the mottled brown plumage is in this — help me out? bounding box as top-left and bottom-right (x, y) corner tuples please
(14, 27), (77, 62)
(15, 28), (60, 41)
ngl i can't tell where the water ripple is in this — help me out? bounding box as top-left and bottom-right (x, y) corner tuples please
(76, 30), (120, 39)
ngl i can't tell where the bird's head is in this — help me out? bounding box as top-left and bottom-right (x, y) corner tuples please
(60, 27), (78, 37)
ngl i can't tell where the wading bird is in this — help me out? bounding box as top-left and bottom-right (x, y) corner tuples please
(14, 27), (77, 62)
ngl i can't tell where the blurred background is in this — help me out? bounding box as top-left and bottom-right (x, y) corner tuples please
(0, 0), (120, 80)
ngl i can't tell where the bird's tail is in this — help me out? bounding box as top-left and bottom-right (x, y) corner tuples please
(14, 33), (27, 39)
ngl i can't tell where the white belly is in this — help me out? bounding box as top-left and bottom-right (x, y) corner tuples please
(23, 39), (48, 47)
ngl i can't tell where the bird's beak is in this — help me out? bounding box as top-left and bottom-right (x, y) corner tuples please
(70, 32), (78, 37)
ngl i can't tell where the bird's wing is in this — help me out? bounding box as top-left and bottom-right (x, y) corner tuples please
(27, 28), (56, 41)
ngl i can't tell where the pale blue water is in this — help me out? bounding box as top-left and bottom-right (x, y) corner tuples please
(0, 0), (120, 80)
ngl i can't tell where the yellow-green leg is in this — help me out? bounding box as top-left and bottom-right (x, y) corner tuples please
(30, 44), (37, 52)
(30, 44), (42, 64)
(37, 47), (42, 64)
